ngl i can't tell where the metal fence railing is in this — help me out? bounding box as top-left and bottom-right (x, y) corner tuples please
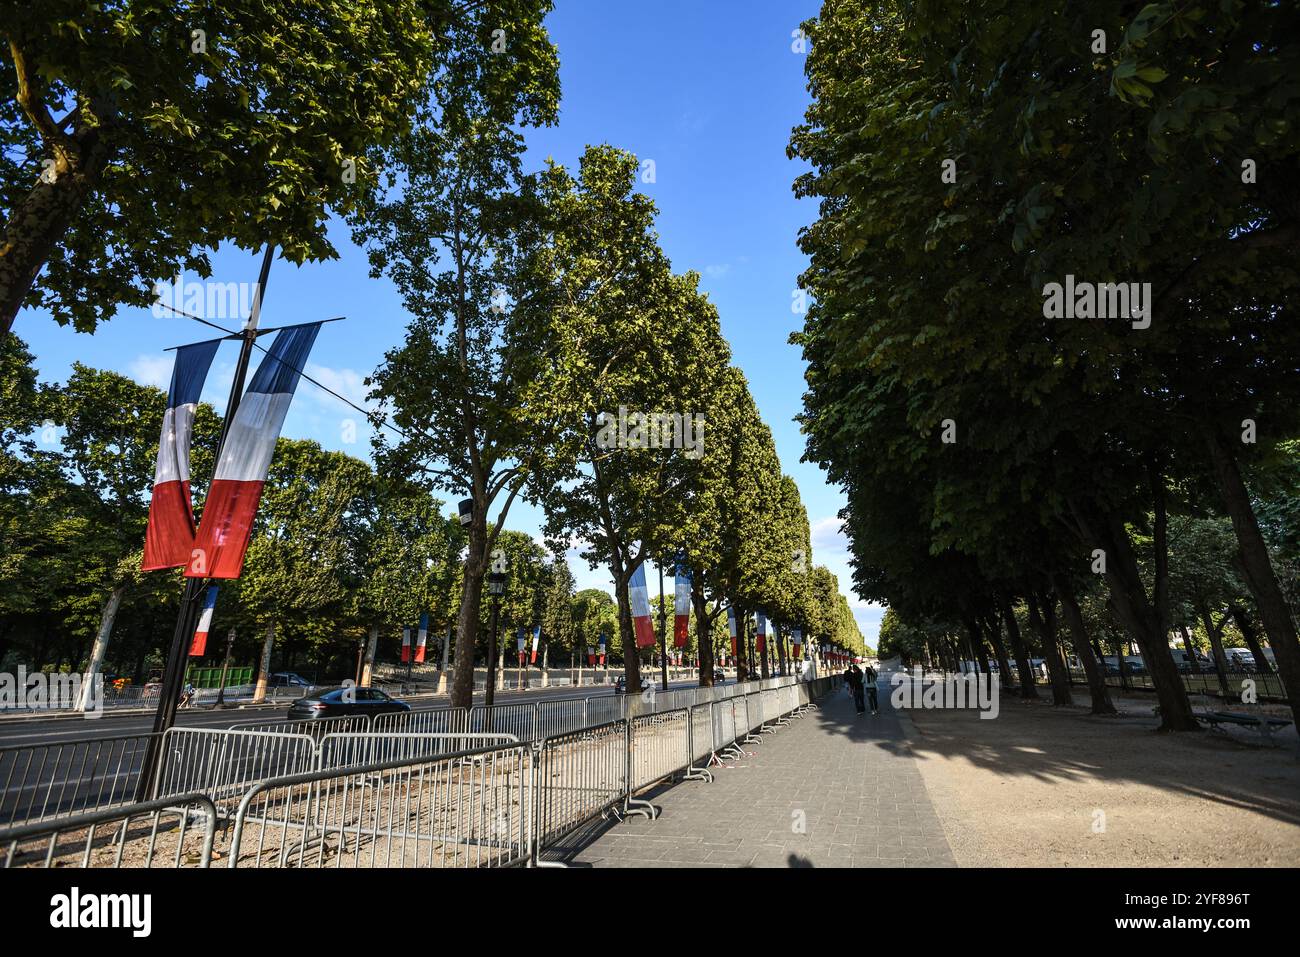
(2, 793), (217, 869)
(226, 744), (533, 868)
(316, 733), (518, 772)
(0, 675), (842, 867)
(0, 733), (161, 827)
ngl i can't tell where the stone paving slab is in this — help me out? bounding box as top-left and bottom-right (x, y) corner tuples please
(568, 679), (956, 868)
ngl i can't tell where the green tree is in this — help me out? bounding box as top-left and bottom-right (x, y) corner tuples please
(1, 0), (560, 335)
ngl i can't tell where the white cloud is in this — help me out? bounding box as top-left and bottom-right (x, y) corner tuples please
(303, 363), (371, 411)
(703, 263), (731, 279)
(128, 354), (173, 390)
(810, 515), (849, 556)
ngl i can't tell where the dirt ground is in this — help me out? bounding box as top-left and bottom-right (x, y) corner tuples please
(901, 690), (1300, 867)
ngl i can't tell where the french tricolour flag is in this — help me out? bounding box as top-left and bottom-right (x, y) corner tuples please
(401, 626), (411, 664)
(792, 627), (802, 659)
(189, 585), (219, 656)
(756, 612), (767, 654)
(727, 607), (738, 655)
(530, 625), (542, 664)
(187, 323), (321, 579)
(142, 339), (221, 571)
(673, 561), (691, 649)
(629, 564), (657, 649)
(415, 612), (429, 664)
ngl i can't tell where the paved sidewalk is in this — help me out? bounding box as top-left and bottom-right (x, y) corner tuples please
(566, 679), (956, 868)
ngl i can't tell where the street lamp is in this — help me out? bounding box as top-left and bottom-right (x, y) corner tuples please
(484, 569), (506, 720)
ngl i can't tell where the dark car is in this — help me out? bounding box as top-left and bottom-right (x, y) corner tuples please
(713, 669), (726, 683)
(288, 686), (410, 719)
(614, 676), (628, 694)
(269, 672), (313, 688)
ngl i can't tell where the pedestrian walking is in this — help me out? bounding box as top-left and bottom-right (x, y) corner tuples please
(863, 664), (878, 715)
(847, 663), (865, 714)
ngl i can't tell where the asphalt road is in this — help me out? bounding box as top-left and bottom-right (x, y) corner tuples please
(0, 677), (716, 748)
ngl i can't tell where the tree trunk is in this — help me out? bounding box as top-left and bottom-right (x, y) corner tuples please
(1178, 624), (1203, 674)
(613, 571), (643, 695)
(1228, 601), (1272, 674)
(1057, 579), (1116, 715)
(1204, 424), (1300, 730)
(0, 104), (114, 336)
(450, 516), (488, 710)
(1070, 498), (1198, 731)
(1195, 599), (1232, 699)
(1027, 593), (1072, 706)
(981, 612), (1015, 694)
(78, 584), (125, 712)
(361, 625), (378, 687)
(692, 583), (714, 686)
(1001, 596), (1038, 699)
(252, 622), (275, 703)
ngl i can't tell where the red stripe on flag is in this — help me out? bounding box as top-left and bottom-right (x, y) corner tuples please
(633, 616), (656, 649)
(142, 480), (196, 570)
(186, 479), (265, 579)
(673, 616), (689, 648)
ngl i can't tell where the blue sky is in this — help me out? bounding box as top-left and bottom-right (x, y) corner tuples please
(14, 0), (883, 646)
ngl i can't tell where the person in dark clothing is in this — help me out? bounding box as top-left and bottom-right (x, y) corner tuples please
(846, 663), (865, 714)
(863, 664), (878, 715)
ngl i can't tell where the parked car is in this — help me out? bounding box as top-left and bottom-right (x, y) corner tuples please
(1102, 656), (1146, 675)
(1223, 648), (1257, 671)
(713, 669), (726, 683)
(1170, 649), (1214, 673)
(288, 686), (409, 719)
(614, 676), (628, 694)
(269, 672), (313, 688)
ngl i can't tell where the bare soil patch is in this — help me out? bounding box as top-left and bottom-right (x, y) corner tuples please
(901, 691), (1300, 867)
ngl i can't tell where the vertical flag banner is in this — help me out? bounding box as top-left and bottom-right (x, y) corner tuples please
(530, 625), (541, 664)
(587, 645), (596, 667)
(756, 612), (767, 655)
(598, 635), (607, 665)
(792, 627), (802, 660)
(727, 607), (738, 655)
(401, 626), (411, 664)
(673, 559), (691, 649)
(142, 339), (221, 570)
(415, 612), (429, 664)
(516, 627), (526, 665)
(189, 585), (219, 656)
(629, 564), (656, 649)
(187, 322), (323, 579)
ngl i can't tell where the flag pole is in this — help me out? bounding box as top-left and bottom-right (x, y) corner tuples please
(137, 244), (276, 800)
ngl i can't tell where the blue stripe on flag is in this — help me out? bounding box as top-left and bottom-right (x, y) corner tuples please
(246, 322), (322, 396)
(169, 339), (222, 407)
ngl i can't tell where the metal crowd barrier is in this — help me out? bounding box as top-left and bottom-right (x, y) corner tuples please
(1, 675), (842, 864)
(227, 713), (374, 738)
(2, 792), (217, 868)
(226, 743), (532, 868)
(155, 728), (318, 806)
(0, 732), (160, 827)
(373, 706), (468, 735)
(316, 733), (517, 771)
(531, 719), (628, 860)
